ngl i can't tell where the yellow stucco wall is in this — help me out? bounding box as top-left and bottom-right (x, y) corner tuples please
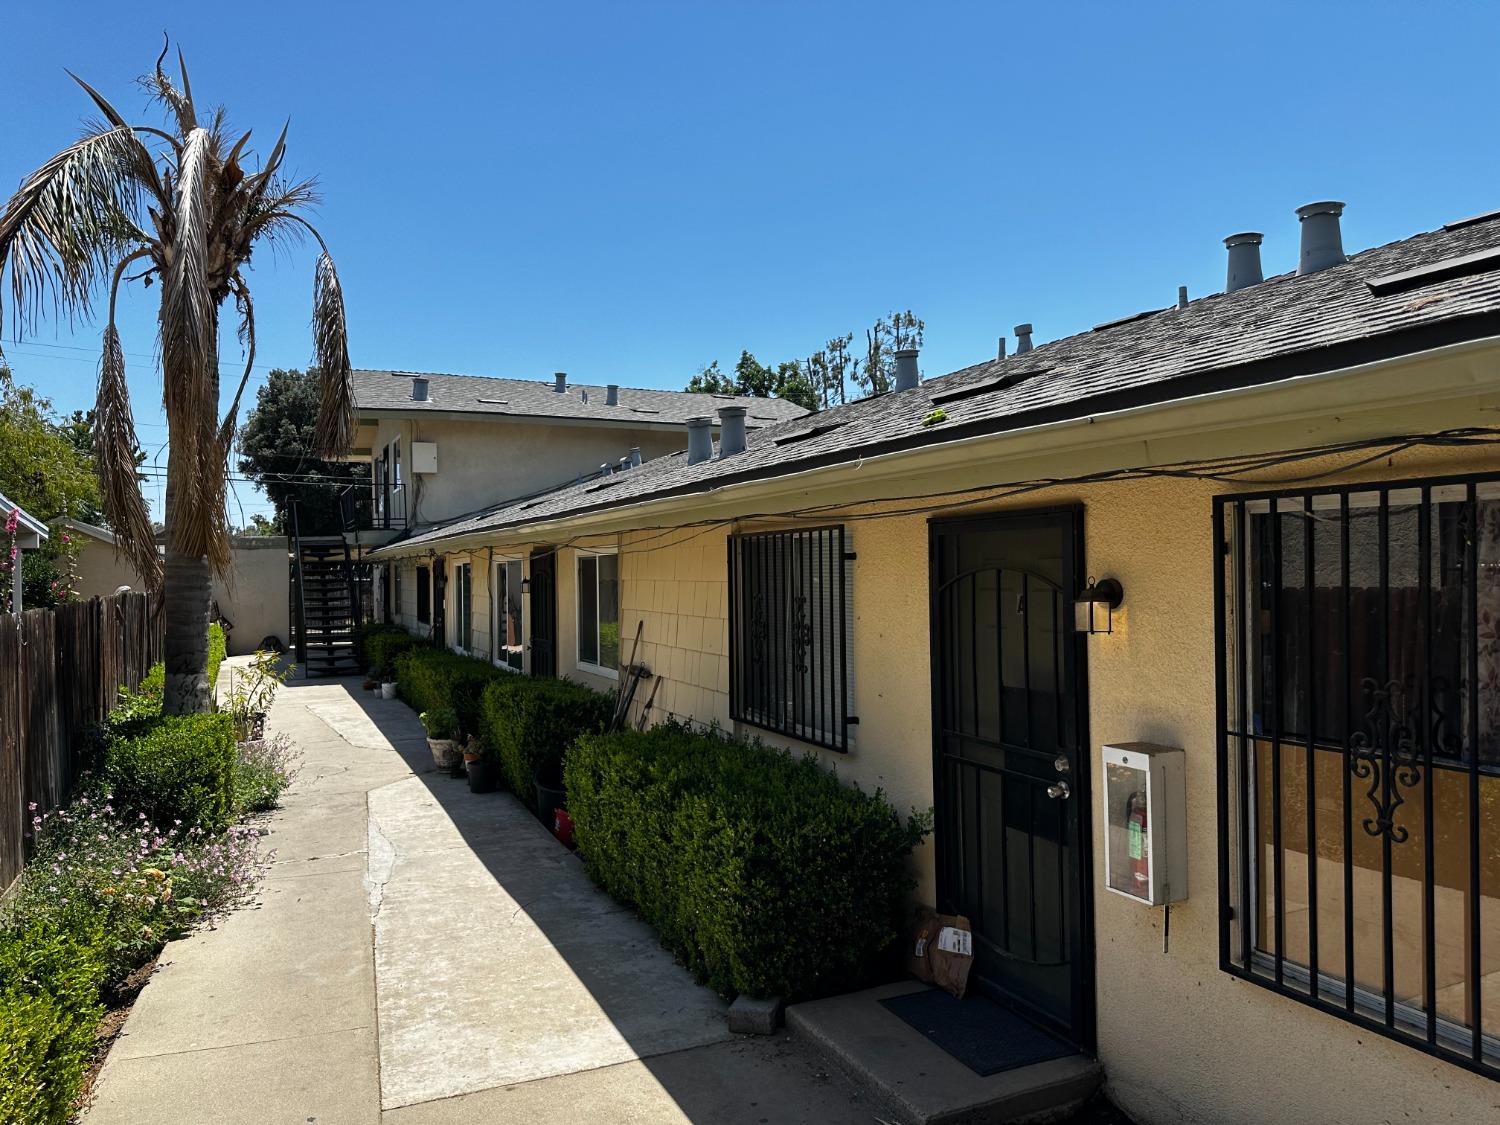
(411, 429), (1499, 1123)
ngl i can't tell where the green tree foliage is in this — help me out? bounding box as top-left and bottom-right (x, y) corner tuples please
(685, 352), (820, 413)
(0, 367), (103, 525)
(237, 369), (368, 535)
(691, 310), (924, 412)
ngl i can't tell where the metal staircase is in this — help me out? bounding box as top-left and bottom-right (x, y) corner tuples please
(288, 501), (369, 678)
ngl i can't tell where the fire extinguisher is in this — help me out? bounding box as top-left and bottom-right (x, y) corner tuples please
(1125, 790), (1149, 893)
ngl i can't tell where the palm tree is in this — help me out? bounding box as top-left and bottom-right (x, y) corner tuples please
(0, 43), (354, 714)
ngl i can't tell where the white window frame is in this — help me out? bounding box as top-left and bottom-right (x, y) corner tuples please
(450, 561), (472, 654)
(492, 557), (526, 674)
(575, 548), (620, 680)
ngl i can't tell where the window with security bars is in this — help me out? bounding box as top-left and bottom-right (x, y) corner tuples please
(1215, 478), (1500, 1080)
(728, 525), (854, 753)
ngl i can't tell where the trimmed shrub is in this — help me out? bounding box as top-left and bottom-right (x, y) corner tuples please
(101, 713), (236, 833)
(207, 622), (227, 689)
(0, 921), (106, 1125)
(565, 722), (929, 1001)
(365, 626), (426, 680)
(393, 648), (504, 737)
(480, 676), (613, 804)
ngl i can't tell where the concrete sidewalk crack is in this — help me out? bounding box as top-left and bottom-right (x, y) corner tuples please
(365, 796), (401, 923)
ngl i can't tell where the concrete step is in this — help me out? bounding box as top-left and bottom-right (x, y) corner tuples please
(786, 982), (1101, 1125)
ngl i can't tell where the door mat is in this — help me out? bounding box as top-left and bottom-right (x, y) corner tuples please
(880, 988), (1076, 1076)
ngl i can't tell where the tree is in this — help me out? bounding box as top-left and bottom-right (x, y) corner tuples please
(0, 366), (103, 525)
(684, 352), (819, 412)
(238, 368), (369, 534)
(0, 44), (355, 713)
(854, 310), (925, 398)
(241, 513), (278, 535)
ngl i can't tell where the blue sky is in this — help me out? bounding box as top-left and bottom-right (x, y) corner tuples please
(3, 2), (1498, 522)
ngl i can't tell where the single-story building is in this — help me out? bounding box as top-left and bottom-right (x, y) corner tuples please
(1, 491), (49, 614)
(369, 202), (1500, 1122)
(56, 519), (291, 656)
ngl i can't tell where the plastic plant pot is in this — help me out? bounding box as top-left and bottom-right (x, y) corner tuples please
(533, 770), (567, 827)
(466, 757), (498, 793)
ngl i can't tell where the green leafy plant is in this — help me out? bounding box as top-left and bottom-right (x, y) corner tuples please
(393, 648), (505, 736)
(0, 920), (106, 1125)
(233, 732), (301, 815)
(419, 707), (458, 740)
(100, 713), (236, 833)
(223, 649), (290, 742)
(206, 623), (227, 690)
(565, 722), (931, 1001)
(480, 675), (614, 804)
(362, 624), (425, 680)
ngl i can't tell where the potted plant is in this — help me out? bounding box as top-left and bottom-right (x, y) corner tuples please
(464, 736), (498, 793)
(420, 707), (462, 769)
(534, 759), (567, 831)
(225, 650), (290, 744)
(362, 667), (378, 691)
(380, 678), (398, 699)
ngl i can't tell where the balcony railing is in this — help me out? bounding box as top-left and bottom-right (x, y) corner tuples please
(340, 483), (406, 533)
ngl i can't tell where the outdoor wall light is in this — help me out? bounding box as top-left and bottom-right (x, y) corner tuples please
(1074, 576), (1123, 635)
(520, 577), (531, 595)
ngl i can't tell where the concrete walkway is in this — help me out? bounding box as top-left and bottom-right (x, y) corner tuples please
(86, 667), (873, 1124)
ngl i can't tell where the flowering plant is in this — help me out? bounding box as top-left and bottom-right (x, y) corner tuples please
(5, 793), (271, 986)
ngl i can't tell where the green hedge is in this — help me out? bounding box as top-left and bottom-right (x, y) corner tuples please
(565, 723), (929, 1001)
(393, 648), (504, 738)
(0, 922), (106, 1125)
(359, 623), (423, 678)
(207, 622), (226, 690)
(480, 676), (614, 803)
(364, 627), (426, 678)
(101, 713), (236, 833)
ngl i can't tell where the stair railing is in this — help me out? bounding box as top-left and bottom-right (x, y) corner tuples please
(288, 500), (309, 665)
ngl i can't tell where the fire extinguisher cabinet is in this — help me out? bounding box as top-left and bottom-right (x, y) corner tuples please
(1101, 742), (1187, 906)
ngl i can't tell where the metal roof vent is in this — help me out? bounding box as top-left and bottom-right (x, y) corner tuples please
(1014, 324), (1034, 354)
(1177, 285), (1189, 309)
(553, 371), (567, 393)
(1296, 201), (1347, 275)
(629, 446), (642, 468)
(717, 405), (748, 458)
(599, 462), (614, 477)
(686, 416), (714, 465)
(893, 348), (920, 392)
(997, 336), (1007, 360)
(1224, 232), (1264, 292)
(606, 384), (619, 406)
(411, 376), (430, 401)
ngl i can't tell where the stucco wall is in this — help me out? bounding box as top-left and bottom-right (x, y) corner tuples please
(213, 538), (291, 656)
(69, 537), (140, 599)
(369, 416), (688, 529)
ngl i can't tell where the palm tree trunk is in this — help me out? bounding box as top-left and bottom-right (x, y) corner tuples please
(162, 545), (212, 714)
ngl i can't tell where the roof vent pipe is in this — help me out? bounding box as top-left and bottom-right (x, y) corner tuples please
(553, 371), (567, 393)
(717, 405), (748, 458)
(1224, 232), (1264, 292)
(1177, 285), (1189, 309)
(600, 462), (613, 476)
(410, 376), (430, 402)
(1014, 324), (1034, 354)
(606, 384), (619, 406)
(629, 446), (642, 468)
(997, 336), (1007, 360)
(1296, 201), (1347, 275)
(893, 348), (920, 392)
(686, 416), (714, 465)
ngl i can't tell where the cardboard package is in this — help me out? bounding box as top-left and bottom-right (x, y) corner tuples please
(907, 909), (974, 999)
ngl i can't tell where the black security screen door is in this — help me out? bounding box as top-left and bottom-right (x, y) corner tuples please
(930, 509), (1093, 1047)
(528, 548), (557, 678)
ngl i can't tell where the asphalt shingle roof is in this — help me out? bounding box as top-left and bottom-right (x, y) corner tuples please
(374, 211), (1500, 556)
(351, 369), (809, 427)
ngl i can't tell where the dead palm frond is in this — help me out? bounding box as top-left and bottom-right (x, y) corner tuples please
(0, 44), (355, 584)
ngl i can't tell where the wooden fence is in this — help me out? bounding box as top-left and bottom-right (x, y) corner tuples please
(0, 592), (162, 890)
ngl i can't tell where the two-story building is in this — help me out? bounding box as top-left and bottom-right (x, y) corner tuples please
(367, 203), (1500, 1123)
(343, 368), (806, 648)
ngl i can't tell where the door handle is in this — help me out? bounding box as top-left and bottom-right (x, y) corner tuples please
(1046, 781), (1071, 800)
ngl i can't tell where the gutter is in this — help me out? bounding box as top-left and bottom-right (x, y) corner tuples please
(369, 323), (1500, 558)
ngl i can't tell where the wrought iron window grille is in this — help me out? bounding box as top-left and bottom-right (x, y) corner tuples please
(728, 525), (855, 752)
(1215, 476), (1500, 1081)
